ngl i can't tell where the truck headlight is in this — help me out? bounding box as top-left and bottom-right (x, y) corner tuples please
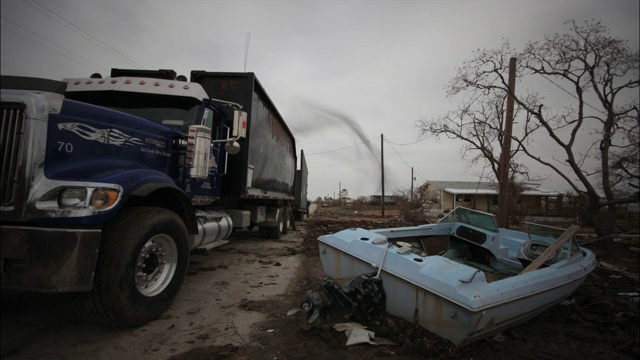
(55, 187), (120, 209)
(89, 188), (119, 209)
(59, 188), (87, 207)
(36, 182), (122, 214)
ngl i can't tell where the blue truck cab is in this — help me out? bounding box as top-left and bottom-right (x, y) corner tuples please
(0, 69), (255, 326)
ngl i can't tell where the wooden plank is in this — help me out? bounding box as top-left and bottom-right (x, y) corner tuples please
(521, 225), (580, 274)
(289, 211), (297, 231)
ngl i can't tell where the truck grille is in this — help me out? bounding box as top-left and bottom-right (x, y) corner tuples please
(1, 102), (26, 206)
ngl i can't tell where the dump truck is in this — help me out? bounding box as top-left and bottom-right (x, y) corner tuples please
(0, 69), (308, 326)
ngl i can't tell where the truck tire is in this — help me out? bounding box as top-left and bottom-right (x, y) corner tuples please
(282, 207), (290, 235)
(259, 226), (270, 238)
(74, 206), (189, 327)
(268, 208), (285, 239)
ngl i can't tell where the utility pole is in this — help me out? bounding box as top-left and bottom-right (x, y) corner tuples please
(497, 57), (517, 228)
(381, 133), (385, 218)
(411, 167), (414, 203)
(338, 182), (341, 206)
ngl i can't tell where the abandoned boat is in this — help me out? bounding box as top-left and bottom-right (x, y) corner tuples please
(317, 207), (597, 347)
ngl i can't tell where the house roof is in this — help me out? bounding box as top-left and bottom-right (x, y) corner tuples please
(425, 180), (560, 197)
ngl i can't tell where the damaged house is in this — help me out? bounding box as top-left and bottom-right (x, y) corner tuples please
(420, 180), (561, 218)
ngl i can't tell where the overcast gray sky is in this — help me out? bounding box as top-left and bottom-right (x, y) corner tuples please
(2, 0), (639, 200)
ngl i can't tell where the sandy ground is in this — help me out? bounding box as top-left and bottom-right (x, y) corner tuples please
(1, 226), (307, 360)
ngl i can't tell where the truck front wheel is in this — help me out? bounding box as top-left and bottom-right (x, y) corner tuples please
(74, 206), (189, 327)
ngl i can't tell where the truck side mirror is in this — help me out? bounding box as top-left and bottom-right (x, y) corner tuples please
(224, 141), (241, 155)
(233, 110), (247, 138)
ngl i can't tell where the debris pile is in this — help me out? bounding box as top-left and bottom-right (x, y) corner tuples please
(287, 273), (385, 326)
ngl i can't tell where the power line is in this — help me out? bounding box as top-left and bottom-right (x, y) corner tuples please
(539, 74), (607, 116)
(385, 139), (412, 168)
(305, 136), (378, 156)
(2, 16), (107, 73)
(300, 128), (433, 181)
(384, 138), (427, 181)
(306, 132), (429, 157)
(308, 155), (374, 169)
(25, 0), (143, 69)
(384, 134), (429, 146)
(30, 0), (143, 68)
(1, 24), (99, 73)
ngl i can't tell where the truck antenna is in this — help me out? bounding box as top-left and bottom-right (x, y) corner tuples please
(244, 32), (251, 73)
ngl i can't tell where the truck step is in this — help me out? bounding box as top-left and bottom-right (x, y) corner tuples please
(196, 240), (229, 251)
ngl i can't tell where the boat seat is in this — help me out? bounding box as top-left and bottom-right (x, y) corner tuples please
(420, 235), (450, 256)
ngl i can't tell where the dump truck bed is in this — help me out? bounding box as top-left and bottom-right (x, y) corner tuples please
(191, 72), (297, 202)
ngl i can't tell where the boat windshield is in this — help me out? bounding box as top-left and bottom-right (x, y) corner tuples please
(437, 207), (498, 232)
(525, 222), (582, 256)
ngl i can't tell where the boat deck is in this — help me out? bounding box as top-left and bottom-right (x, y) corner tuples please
(390, 233), (522, 283)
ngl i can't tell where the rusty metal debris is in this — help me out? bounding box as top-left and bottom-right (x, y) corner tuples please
(287, 273), (385, 326)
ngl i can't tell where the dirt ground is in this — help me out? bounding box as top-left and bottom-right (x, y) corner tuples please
(1, 207), (638, 360)
(174, 208), (639, 360)
(277, 209), (639, 360)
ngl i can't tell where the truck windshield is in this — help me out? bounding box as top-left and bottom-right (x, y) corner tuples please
(65, 91), (202, 129)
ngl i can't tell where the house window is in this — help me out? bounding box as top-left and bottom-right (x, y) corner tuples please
(455, 195), (472, 202)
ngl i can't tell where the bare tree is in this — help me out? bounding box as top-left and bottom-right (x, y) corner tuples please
(339, 189), (349, 204)
(417, 20), (639, 243)
(421, 90), (536, 182)
(394, 187), (435, 224)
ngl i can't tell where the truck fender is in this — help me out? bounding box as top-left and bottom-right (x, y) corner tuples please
(123, 177), (197, 235)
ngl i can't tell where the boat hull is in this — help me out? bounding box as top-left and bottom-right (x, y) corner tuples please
(318, 226), (596, 347)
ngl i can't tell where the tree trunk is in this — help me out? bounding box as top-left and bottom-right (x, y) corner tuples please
(583, 195), (616, 253)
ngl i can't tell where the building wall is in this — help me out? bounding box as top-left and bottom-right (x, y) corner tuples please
(474, 195), (491, 212)
(423, 184), (496, 213)
(424, 184), (453, 212)
(441, 191), (454, 211)
(453, 193), (473, 209)
(423, 182), (560, 216)
(453, 194), (492, 211)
